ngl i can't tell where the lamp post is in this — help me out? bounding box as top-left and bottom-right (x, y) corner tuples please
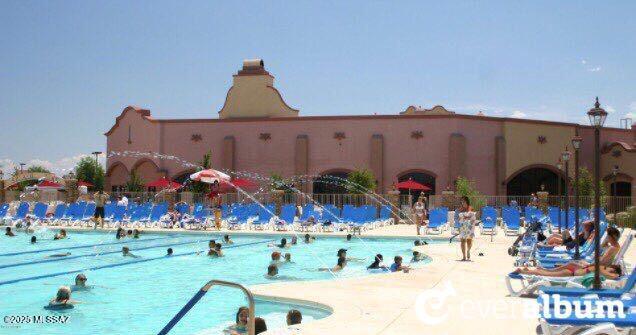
(557, 160), (563, 233)
(588, 97), (607, 290)
(571, 135), (582, 259)
(91, 151), (102, 190)
(562, 148), (571, 235)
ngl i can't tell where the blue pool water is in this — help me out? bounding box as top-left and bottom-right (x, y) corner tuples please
(0, 229), (431, 334)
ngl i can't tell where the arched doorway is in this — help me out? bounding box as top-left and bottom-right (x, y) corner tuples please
(609, 181), (632, 213)
(397, 170), (436, 205)
(106, 162), (129, 192)
(313, 170), (351, 194)
(506, 166), (563, 196)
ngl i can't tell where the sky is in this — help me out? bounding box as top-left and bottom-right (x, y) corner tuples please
(1, 1), (635, 175)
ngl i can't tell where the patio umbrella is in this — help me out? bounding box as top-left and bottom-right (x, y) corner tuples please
(37, 180), (64, 190)
(396, 179), (431, 198)
(189, 169), (231, 184)
(218, 178), (258, 193)
(77, 180), (93, 187)
(146, 177), (182, 189)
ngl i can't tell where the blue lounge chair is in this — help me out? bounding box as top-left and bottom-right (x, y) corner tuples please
(0, 203), (9, 218)
(540, 267), (636, 298)
(31, 202), (48, 223)
(106, 205), (127, 228)
(79, 203), (97, 227)
(274, 204), (296, 231)
(321, 204), (341, 232)
(45, 203), (67, 226)
(8, 202), (29, 225)
(503, 207), (521, 236)
(252, 204), (275, 230)
(426, 208), (447, 234)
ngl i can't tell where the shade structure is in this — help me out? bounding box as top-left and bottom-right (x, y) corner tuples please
(189, 169), (231, 184)
(396, 179), (431, 191)
(77, 180), (93, 187)
(218, 178), (258, 193)
(146, 177), (182, 189)
(37, 180), (64, 189)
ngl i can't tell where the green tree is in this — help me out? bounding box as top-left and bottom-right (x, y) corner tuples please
(126, 170), (145, 192)
(27, 165), (51, 173)
(188, 151), (213, 193)
(455, 176), (486, 211)
(346, 169), (377, 194)
(270, 172), (293, 193)
(74, 157), (105, 190)
(576, 167), (607, 208)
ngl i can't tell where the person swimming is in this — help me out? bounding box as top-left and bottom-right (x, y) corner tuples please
(284, 253), (292, 263)
(122, 246), (139, 258)
(48, 286), (78, 308)
(133, 229), (140, 239)
(47, 252), (71, 258)
(346, 234), (352, 241)
(411, 251), (425, 262)
(390, 256), (410, 273)
(269, 238), (289, 248)
(53, 229), (67, 240)
(318, 256), (346, 272)
(213, 243), (223, 257)
(71, 273), (89, 291)
(225, 306), (249, 334)
(224, 234), (234, 245)
(337, 248), (364, 262)
(270, 251), (282, 265)
(5, 227), (15, 237)
(30, 236), (37, 244)
(367, 254), (387, 270)
(266, 264), (279, 277)
(127, 230), (133, 237)
(254, 317), (267, 335)
(286, 309), (302, 326)
(115, 228), (125, 239)
(166, 248), (173, 256)
(291, 236), (297, 245)
(304, 234), (315, 244)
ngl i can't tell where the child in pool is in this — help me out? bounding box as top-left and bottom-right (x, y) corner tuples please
(5, 227), (15, 237)
(48, 286), (79, 308)
(122, 246), (139, 258)
(224, 234), (234, 245)
(224, 306), (249, 334)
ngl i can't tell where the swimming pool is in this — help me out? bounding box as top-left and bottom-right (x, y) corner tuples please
(0, 229), (431, 334)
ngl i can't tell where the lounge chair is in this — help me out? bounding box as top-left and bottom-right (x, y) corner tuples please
(320, 204), (341, 232)
(45, 203), (67, 226)
(30, 202), (48, 225)
(539, 266), (636, 298)
(105, 205), (127, 228)
(6, 202), (29, 226)
(426, 208), (447, 235)
(379, 205), (394, 226)
(78, 203), (97, 227)
(503, 207), (521, 236)
(274, 204), (296, 231)
(252, 204), (275, 230)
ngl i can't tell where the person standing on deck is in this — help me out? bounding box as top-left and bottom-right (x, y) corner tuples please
(92, 190), (109, 229)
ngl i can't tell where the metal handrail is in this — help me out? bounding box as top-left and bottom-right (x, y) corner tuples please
(157, 280), (255, 335)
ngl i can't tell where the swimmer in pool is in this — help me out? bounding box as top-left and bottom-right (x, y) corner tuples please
(5, 227), (15, 237)
(291, 236), (298, 245)
(31, 236), (37, 244)
(48, 286), (79, 307)
(71, 273), (89, 291)
(225, 306), (249, 334)
(213, 243), (224, 257)
(284, 253), (293, 263)
(166, 248), (173, 256)
(269, 238), (289, 248)
(133, 229), (140, 239)
(318, 256), (346, 272)
(127, 230), (133, 237)
(346, 234), (352, 241)
(223, 234), (234, 245)
(337, 248), (364, 263)
(411, 251), (426, 262)
(266, 264), (279, 278)
(367, 254), (387, 270)
(304, 234), (315, 244)
(390, 256), (411, 273)
(47, 252), (71, 258)
(115, 228), (124, 239)
(270, 251), (283, 266)
(53, 229), (67, 240)
(414, 240), (428, 246)
(122, 246), (139, 258)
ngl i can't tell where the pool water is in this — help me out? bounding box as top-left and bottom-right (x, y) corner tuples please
(0, 229), (431, 334)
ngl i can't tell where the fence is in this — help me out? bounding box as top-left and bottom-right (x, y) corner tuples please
(428, 195), (633, 214)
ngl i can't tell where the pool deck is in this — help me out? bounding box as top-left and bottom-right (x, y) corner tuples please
(39, 224), (635, 335)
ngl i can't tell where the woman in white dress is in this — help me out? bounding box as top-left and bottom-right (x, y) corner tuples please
(457, 196), (475, 261)
(412, 196), (427, 235)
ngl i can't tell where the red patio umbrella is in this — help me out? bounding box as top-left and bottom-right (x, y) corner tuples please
(37, 180), (64, 189)
(218, 178), (258, 193)
(396, 178), (431, 198)
(146, 177), (182, 189)
(77, 180), (93, 187)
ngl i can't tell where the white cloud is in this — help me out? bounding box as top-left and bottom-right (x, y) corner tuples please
(0, 154), (106, 176)
(588, 67), (601, 72)
(511, 110), (527, 118)
(605, 105), (616, 113)
(581, 59), (587, 65)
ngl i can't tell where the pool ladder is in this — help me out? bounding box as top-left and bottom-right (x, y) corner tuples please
(157, 280), (255, 335)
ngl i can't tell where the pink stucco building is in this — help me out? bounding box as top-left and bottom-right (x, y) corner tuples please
(105, 60), (635, 200)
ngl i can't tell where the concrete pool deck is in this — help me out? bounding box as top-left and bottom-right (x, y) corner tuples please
(38, 224), (635, 334)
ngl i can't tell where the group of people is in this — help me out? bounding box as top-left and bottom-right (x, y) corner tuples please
(47, 273), (91, 309)
(115, 227), (140, 239)
(226, 307), (302, 334)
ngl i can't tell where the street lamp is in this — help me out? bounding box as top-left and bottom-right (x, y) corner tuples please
(557, 160), (563, 233)
(92, 151), (102, 190)
(588, 97), (607, 290)
(561, 148), (571, 236)
(571, 135), (582, 259)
